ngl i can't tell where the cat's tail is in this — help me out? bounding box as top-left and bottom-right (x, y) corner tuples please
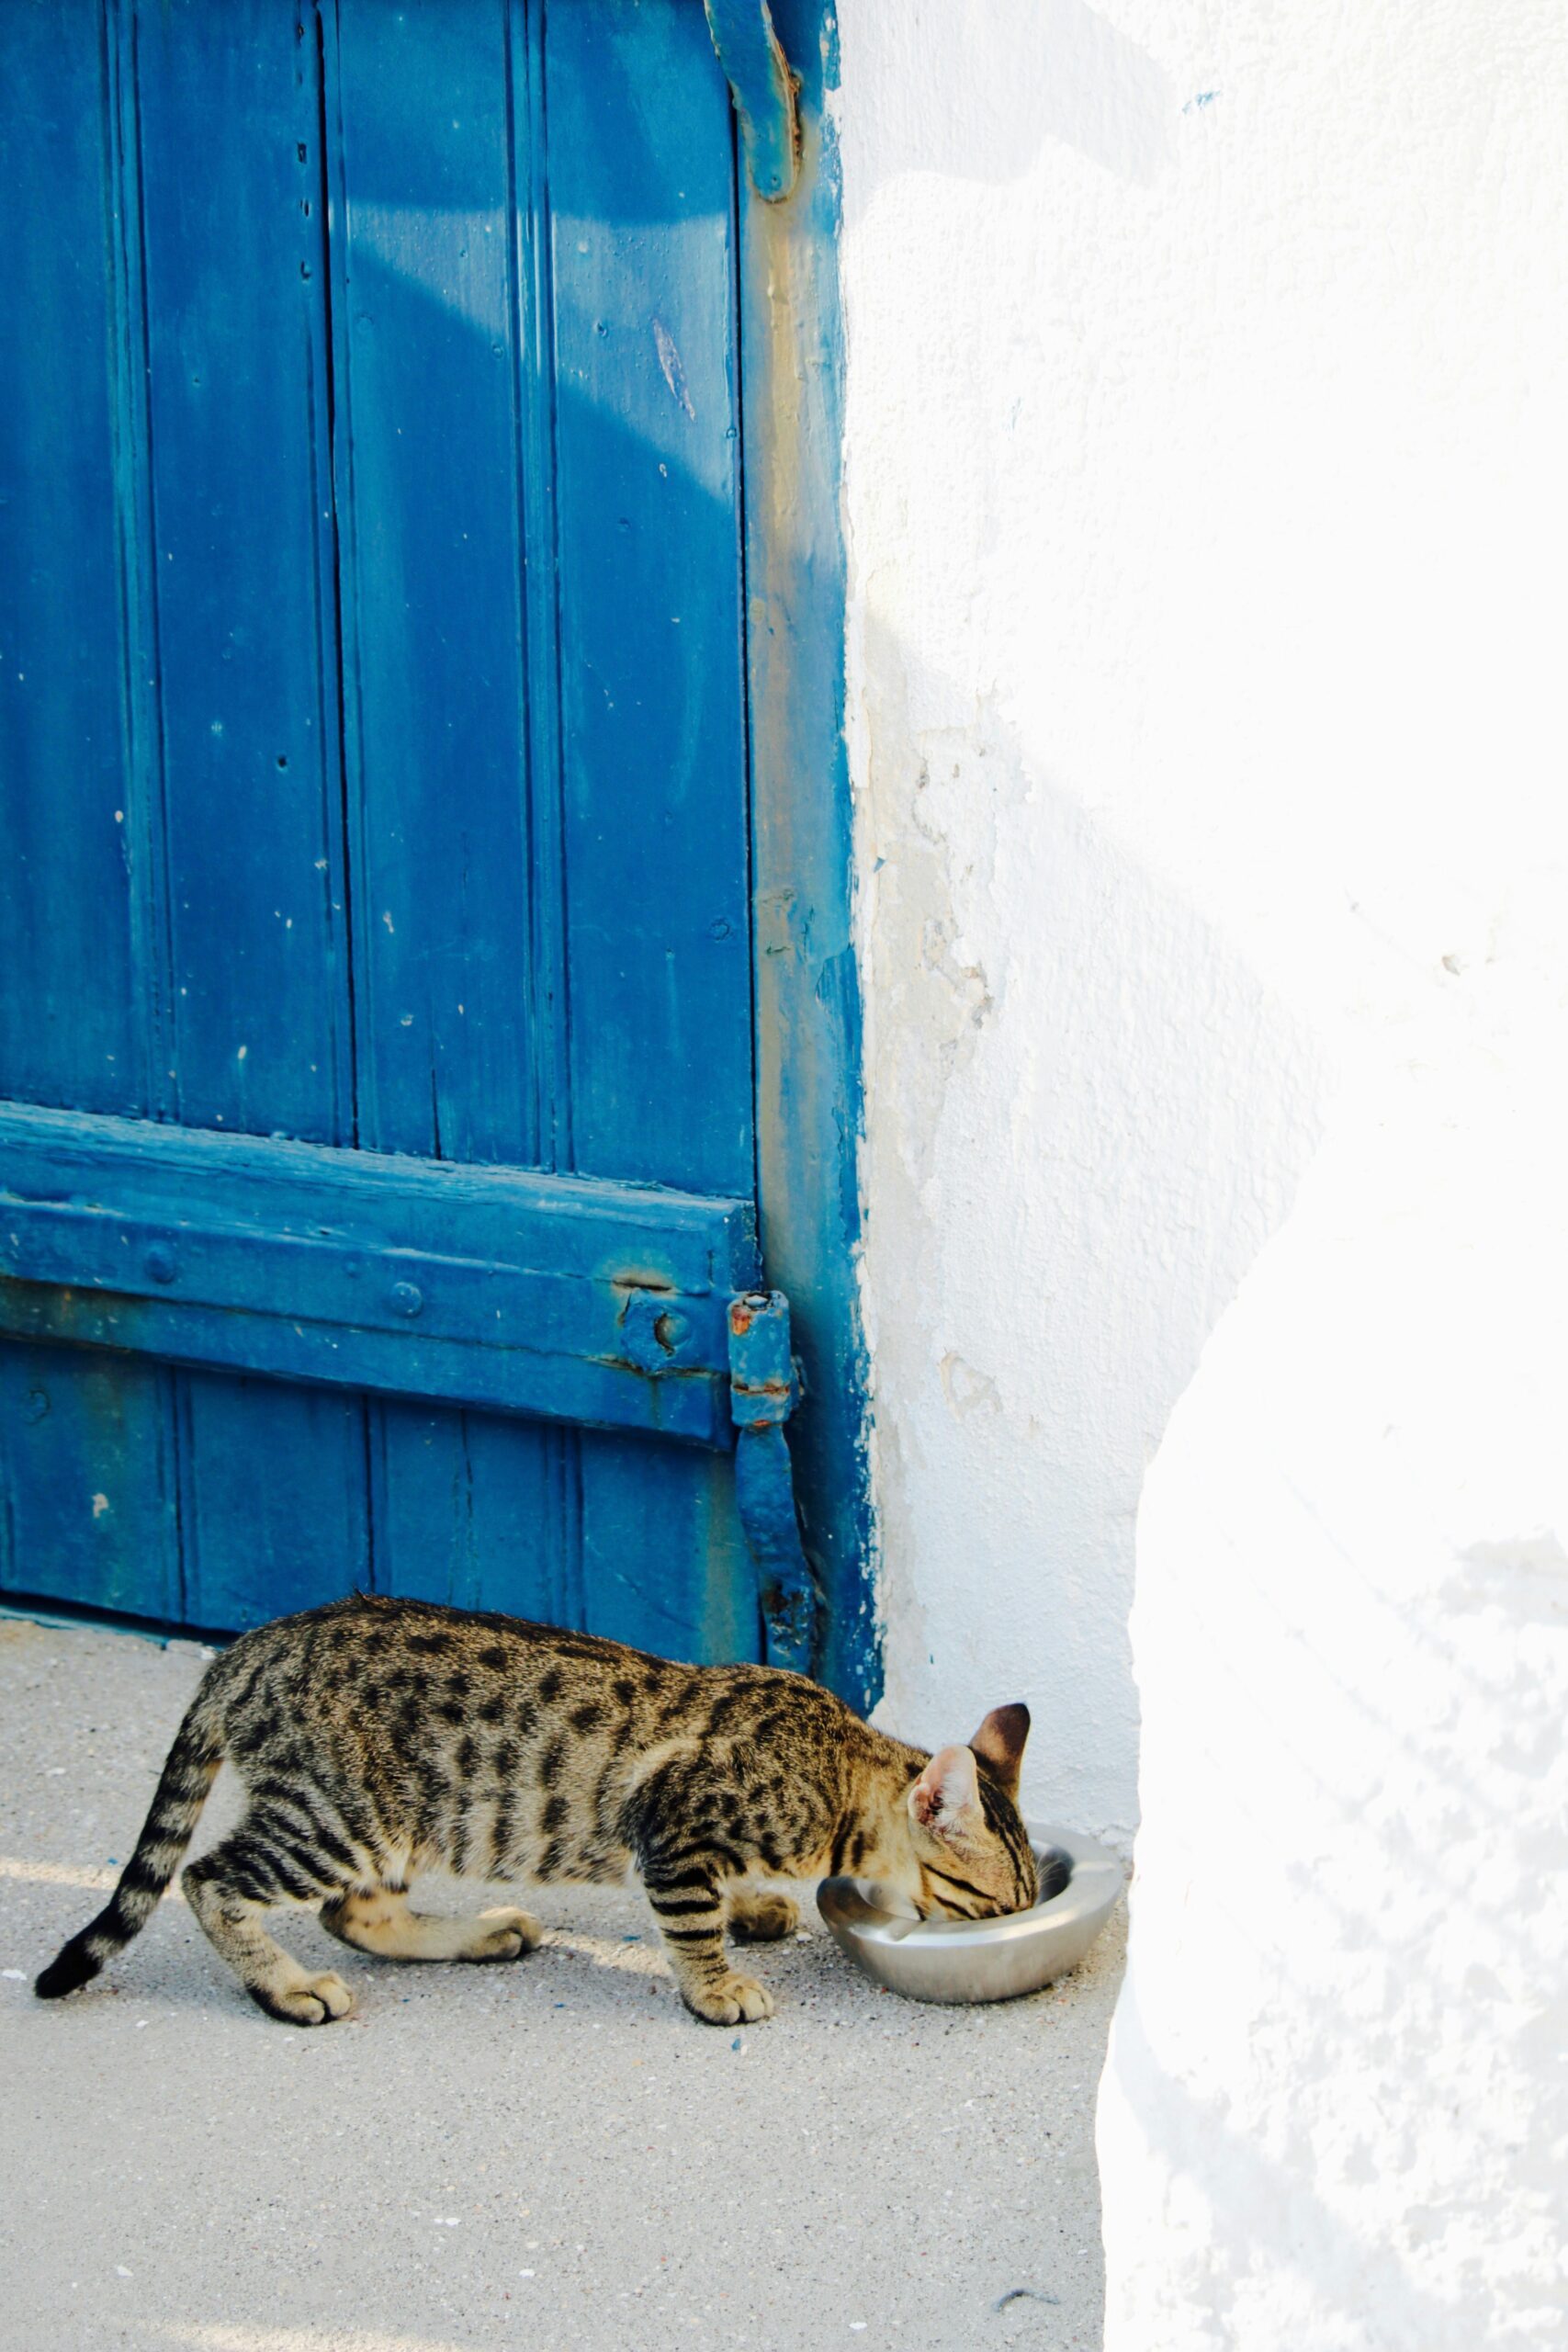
(35, 1683), (225, 2000)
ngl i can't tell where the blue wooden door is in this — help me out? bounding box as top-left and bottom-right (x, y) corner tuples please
(0, 0), (775, 1661)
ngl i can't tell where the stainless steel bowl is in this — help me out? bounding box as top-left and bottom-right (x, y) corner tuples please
(816, 1823), (1123, 2006)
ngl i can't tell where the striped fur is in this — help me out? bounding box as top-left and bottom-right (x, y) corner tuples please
(34, 1694), (222, 1998)
(36, 1595), (1035, 2028)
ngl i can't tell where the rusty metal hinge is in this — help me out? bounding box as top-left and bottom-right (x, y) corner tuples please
(728, 1289), (818, 1673)
(704, 0), (800, 202)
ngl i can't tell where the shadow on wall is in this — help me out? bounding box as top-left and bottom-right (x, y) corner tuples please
(835, 0), (1177, 203)
(854, 610), (1329, 1843)
(1094, 1092), (1568, 2342)
(1104, 1976), (1466, 2339)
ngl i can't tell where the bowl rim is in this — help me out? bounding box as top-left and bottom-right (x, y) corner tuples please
(816, 1820), (1123, 1952)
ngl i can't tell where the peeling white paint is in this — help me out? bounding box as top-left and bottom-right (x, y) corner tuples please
(651, 317), (696, 420)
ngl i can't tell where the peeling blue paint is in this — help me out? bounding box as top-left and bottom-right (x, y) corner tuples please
(728, 1291), (817, 1672)
(738, 2), (878, 1711)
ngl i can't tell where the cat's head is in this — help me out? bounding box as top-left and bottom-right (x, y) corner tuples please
(904, 1705), (1038, 1918)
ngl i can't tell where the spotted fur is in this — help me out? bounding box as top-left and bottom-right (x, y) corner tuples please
(36, 1594), (1035, 2028)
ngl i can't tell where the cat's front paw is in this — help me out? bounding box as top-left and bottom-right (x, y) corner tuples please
(682, 1972), (775, 2026)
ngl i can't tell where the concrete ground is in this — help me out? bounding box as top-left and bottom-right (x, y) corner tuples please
(0, 1613), (1124, 2352)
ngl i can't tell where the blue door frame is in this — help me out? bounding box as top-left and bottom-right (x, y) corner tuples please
(734, 2), (874, 1707)
(0, 0), (874, 1708)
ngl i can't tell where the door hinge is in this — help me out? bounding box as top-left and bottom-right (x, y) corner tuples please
(728, 1289), (818, 1675)
(704, 0), (800, 202)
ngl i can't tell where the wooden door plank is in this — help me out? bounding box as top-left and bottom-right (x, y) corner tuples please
(127, 0), (368, 1628)
(0, 9), (139, 1114)
(364, 1400), (582, 1625)
(546, 0), (754, 1201)
(0, 1102), (758, 1284)
(323, 0), (569, 1619)
(543, 0), (762, 1662)
(328, 0), (541, 1165)
(0, 1102), (755, 1439)
(0, 11), (177, 1623)
(0, 1342), (181, 1623)
(175, 1376), (370, 1633)
(578, 1426), (759, 1666)
(133, 0), (353, 1136)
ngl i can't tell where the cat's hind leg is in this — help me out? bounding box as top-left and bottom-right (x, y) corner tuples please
(320, 1886), (541, 1962)
(727, 1890), (800, 1943)
(182, 1829), (355, 2027)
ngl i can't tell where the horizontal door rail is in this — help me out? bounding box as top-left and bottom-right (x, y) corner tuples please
(0, 1105), (760, 1446)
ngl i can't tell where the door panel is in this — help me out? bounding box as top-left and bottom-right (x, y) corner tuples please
(0, 0), (767, 1653)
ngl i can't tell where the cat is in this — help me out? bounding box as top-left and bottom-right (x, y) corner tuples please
(35, 1592), (1037, 2028)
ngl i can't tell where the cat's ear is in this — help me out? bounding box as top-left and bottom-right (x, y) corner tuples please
(908, 1745), (983, 1841)
(970, 1702), (1030, 1798)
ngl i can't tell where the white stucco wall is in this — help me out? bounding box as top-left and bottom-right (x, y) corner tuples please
(1095, 1080), (1568, 2348)
(836, 0), (1568, 2340)
(837, 0), (1336, 1847)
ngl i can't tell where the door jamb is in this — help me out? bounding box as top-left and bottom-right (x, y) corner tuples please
(733, 3), (877, 1711)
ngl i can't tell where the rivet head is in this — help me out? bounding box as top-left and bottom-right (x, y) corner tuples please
(389, 1280), (423, 1318)
(144, 1244), (178, 1284)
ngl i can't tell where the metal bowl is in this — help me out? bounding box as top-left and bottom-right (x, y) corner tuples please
(816, 1823), (1123, 2006)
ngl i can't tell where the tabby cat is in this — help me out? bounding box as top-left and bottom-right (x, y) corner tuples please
(36, 1593), (1036, 2028)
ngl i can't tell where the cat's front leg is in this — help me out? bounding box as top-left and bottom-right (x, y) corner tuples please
(625, 1761), (778, 2024)
(641, 1863), (775, 2024)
